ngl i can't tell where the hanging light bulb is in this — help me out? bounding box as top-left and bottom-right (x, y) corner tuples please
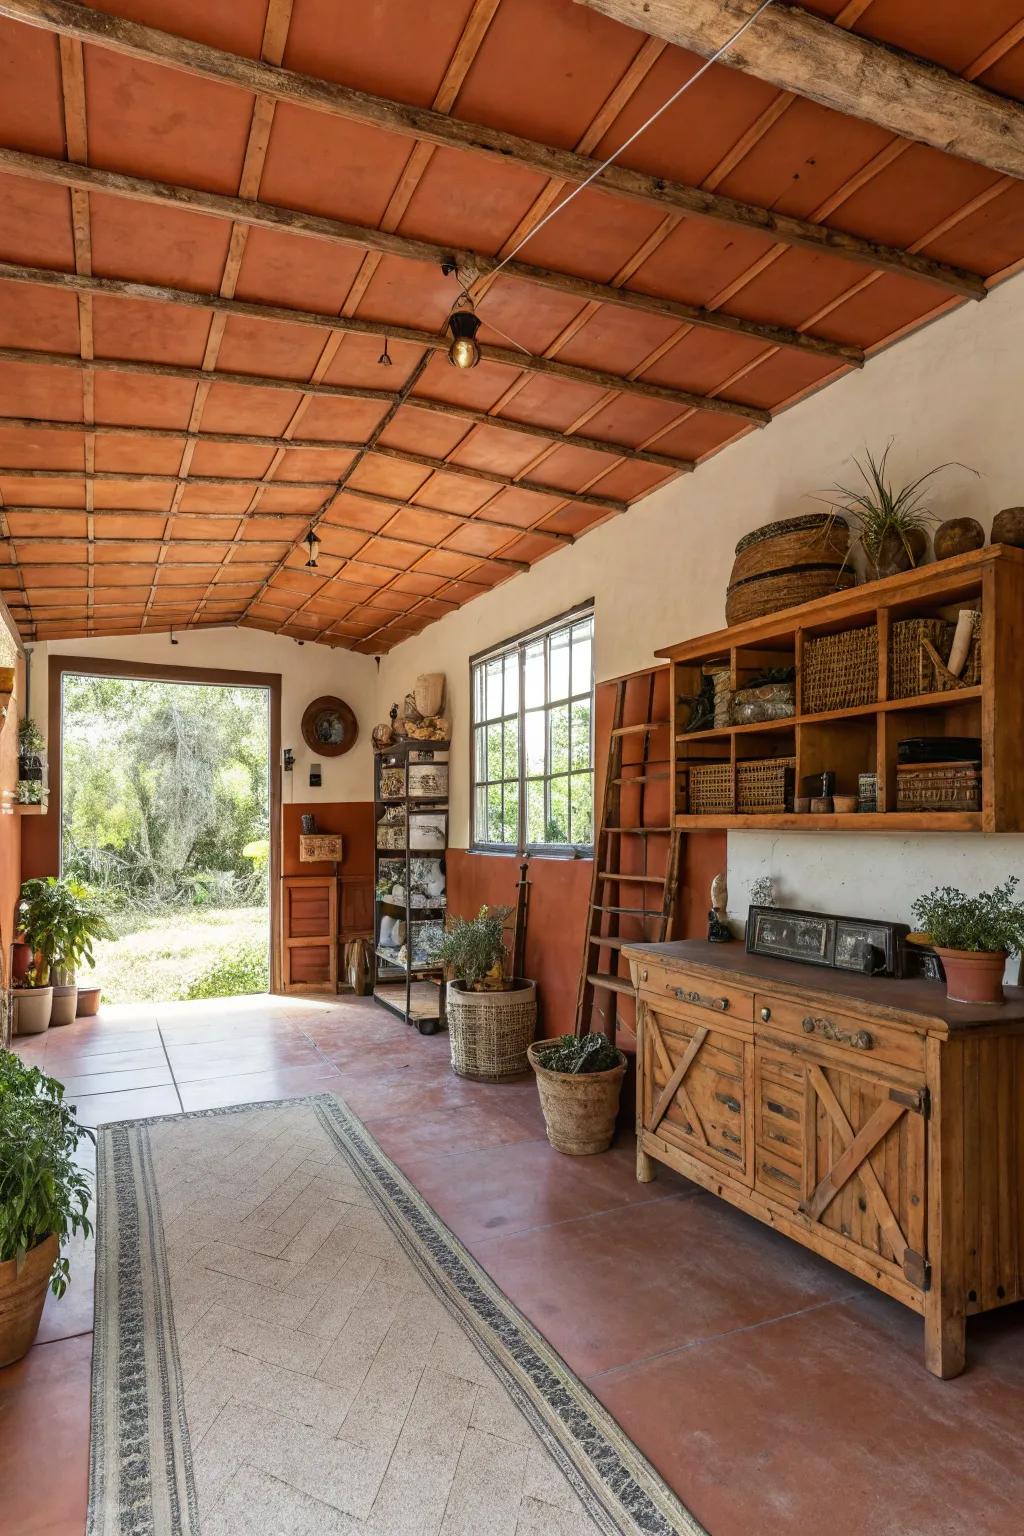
(304, 528), (321, 568)
(378, 336), (393, 367)
(447, 304), (481, 369)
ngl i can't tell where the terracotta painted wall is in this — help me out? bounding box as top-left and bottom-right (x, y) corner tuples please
(281, 802), (374, 880)
(0, 651), (25, 982)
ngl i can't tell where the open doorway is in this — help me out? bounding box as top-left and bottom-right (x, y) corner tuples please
(54, 660), (280, 1005)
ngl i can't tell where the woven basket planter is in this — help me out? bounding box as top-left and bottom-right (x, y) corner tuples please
(528, 1042), (627, 1155)
(446, 979), (537, 1082)
(726, 514), (853, 624)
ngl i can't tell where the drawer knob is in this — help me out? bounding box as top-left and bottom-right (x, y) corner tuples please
(801, 1014), (874, 1050)
(673, 986), (729, 1012)
(760, 1006), (772, 1022)
(642, 968), (648, 982)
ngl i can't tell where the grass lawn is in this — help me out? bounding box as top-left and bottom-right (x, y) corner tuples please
(87, 906), (270, 1005)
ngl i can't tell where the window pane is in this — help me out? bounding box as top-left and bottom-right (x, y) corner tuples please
(502, 780), (519, 847)
(503, 650), (519, 716)
(524, 708), (545, 776)
(571, 621), (592, 697)
(570, 772), (593, 845)
(474, 725), (487, 782)
(503, 718), (518, 780)
(474, 784), (487, 843)
(473, 661), (485, 724)
(486, 722), (503, 780)
(526, 778), (545, 845)
(570, 698), (591, 769)
(548, 704), (569, 775)
(549, 627), (570, 702)
(524, 639), (545, 709)
(546, 776), (570, 843)
(485, 658), (503, 720)
(487, 783), (504, 844)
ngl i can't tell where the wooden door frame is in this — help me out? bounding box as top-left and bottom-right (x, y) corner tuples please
(47, 654), (283, 994)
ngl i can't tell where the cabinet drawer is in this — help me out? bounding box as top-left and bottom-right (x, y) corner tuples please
(755, 1151), (804, 1205)
(638, 962), (754, 1022)
(756, 995), (926, 1073)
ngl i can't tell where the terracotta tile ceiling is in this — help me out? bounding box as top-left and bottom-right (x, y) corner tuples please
(0, 0), (1021, 651)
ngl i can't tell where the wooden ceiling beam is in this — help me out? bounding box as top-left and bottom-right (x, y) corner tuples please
(0, 0), (986, 299)
(0, 148), (861, 370)
(577, 0), (1024, 182)
(0, 342), (695, 469)
(0, 258), (722, 428)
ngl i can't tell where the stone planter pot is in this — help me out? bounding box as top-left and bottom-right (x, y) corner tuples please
(528, 1042), (627, 1155)
(935, 948), (1007, 1005)
(13, 987), (52, 1035)
(76, 986), (102, 1017)
(0, 1234), (58, 1368)
(447, 979), (537, 1081)
(49, 985), (79, 1027)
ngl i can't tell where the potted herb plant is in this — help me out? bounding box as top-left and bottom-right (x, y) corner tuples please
(441, 906), (537, 1080)
(16, 716), (46, 806)
(0, 1050), (94, 1366)
(825, 443), (975, 580)
(911, 878), (1024, 1004)
(17, 877), (111, 1026)
(528, 1032), (628, 1155)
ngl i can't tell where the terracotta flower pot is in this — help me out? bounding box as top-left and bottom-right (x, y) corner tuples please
(11, 941), (32, 983)
(13, 987), (52, 1035)
(935, 948), (1007, 1005)
(76, 986), (102, 1017)
(49, 985), (79, 1027)
(872, 526), (927, 579)
(528, 1042), (627, 1155)
(0, 1234), (58, 1368)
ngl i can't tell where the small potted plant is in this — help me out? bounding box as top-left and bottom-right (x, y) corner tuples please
(441, 906), (537, 1080)
(17, 877), (111, 1026)
(11, 968), (53, 1036)
(0, 1050), (94, 1366)
(911, 878), (1024, 1004)
(528, 1032), (628, 1155)
(16, 716), (46, 806)
(824, 443), (975, 580)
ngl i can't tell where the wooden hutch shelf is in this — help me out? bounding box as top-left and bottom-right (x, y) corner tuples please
(657, 546), (1022, 833)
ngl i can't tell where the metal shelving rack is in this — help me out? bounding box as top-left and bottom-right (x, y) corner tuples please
(372, 738), (449, 1034)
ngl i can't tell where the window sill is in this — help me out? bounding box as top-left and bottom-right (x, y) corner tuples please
(468, 847), (593, 861)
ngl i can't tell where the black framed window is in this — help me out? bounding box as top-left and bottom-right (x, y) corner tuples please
(471, 604), (594, 855)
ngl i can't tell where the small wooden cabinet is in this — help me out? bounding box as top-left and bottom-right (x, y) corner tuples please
(625, 941), (1024, 1378)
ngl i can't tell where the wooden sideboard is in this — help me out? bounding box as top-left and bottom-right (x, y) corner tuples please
(623, 940), (1024, 1378)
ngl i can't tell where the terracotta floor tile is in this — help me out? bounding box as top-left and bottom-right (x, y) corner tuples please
(27, 1045), (170, 1077)
(73, 1083), (183, 1127)
(57, 1064), (174, 1097)
(372, 1100), (547, 1165)
(164, 1039), (328, 1082)
(36, 1226), (95, 1345)
(473, 1189), (858, 1377)
(175, 1061), (343, 1112)
(0, 1334), (92, 1535)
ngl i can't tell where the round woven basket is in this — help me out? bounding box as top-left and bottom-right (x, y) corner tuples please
(726, 514), (852, 625)
(447, 979), (537, 1081)
(527, 1042), (627, 1155)
(726, 565), (855, 625)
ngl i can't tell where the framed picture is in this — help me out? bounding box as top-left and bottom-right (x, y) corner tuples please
(746, 907), (835, 967)
(408, 762), (448, 798)
(409, 811), (447, 851)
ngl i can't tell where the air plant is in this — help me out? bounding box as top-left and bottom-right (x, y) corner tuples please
(822, 442), (976, 580)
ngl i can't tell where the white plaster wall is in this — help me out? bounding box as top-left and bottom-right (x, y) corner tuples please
(25, 627), (378, 804)
(379, 271), (1024, 921)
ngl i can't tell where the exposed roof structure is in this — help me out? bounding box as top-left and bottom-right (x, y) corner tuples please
(0, 0), (1021, 652)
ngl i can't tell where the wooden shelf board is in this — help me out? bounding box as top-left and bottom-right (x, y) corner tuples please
(15, 801), (47, 815)
(674, 811), (984, 832)
(676, 687), (982, 744)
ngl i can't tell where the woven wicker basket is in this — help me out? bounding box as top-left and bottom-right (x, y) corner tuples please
(687, 762), (734, 815)
(737, 756), (796, 813)
(896, 763), (981, 812)
(802, 625), (878, 714)
(447, 979), (537, 1082)
(726, 514), (853, 624)
(726, 567), (856, 625)
(890, 613), (982, 699)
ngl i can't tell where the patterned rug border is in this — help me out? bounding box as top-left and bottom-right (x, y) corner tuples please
(89, 1092), (707, 1536)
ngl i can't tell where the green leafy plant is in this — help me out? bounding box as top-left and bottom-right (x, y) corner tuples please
(823, 442), (976, 578)
(15, 780), (44, 805)
(18, 876), (113, 983)
(185, 940), (269, 1000)
(440, 906), (511, 990)
(17, 716), (44, 759)
(0, 1050), (94, 1296)
(534, 1032), (621, 1074)
(911, 877), (1024, 953)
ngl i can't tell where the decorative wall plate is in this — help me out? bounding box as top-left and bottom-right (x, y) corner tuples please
(301, 696), (358, 757)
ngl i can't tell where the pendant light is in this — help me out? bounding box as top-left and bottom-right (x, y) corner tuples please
(447, 302), (481, 369)
(378, 336), (393, 367)
(304, 528), (321, 568)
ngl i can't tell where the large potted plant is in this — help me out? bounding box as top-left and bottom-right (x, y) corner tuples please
(441, 906), (537, 1080)
(528, 1032), (627, 1155)
(18, 877), (111, 1026)
(0, 1050), (94, 1366)
(11, 971), (53, 1036)
(911, 877), (1024, 1004)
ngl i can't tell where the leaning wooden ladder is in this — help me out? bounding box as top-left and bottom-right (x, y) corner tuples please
(575, 668), (682, 1044)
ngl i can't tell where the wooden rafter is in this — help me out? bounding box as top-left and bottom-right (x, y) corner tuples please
(0, 0), (988, 299)
(0, 260), (763, 426)
(578, 0), (1024, 181)
(0, 147), (865, 368)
